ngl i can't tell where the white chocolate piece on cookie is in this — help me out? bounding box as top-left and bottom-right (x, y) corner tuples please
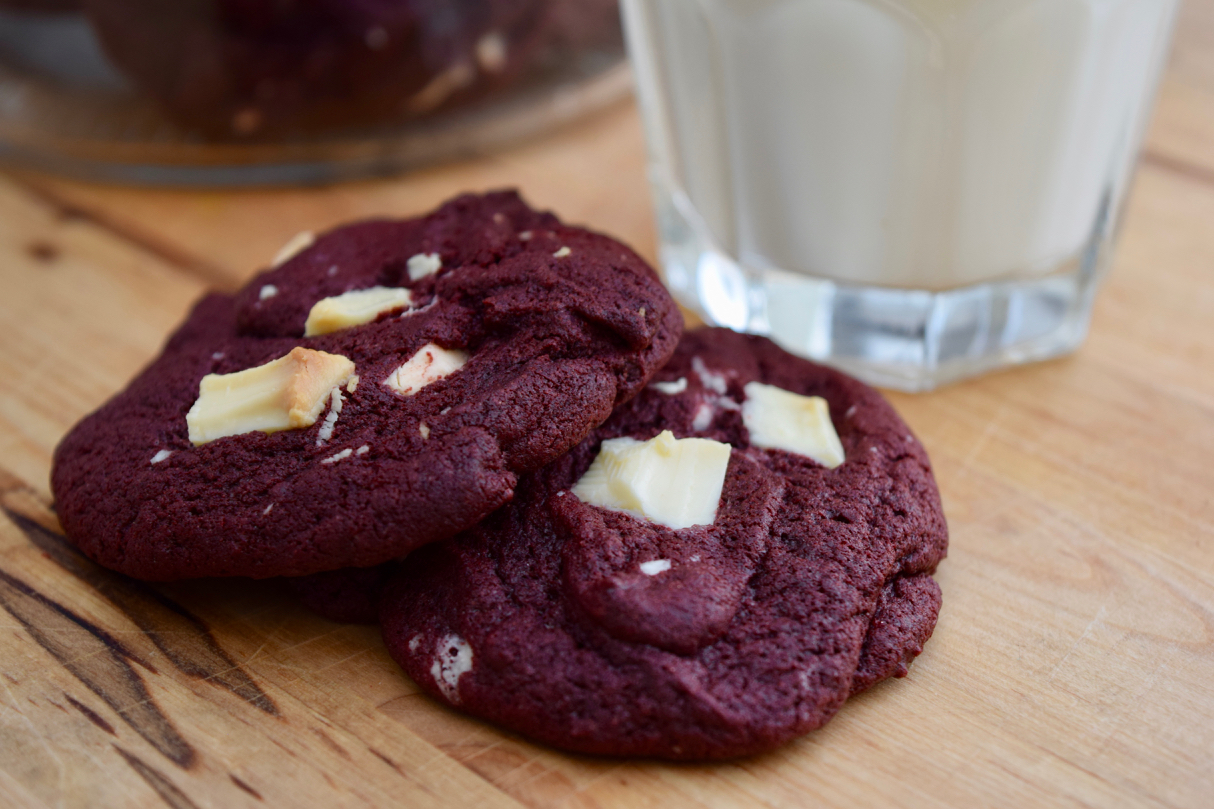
(571, 430), (731, 530)
(407, 253), (443, 280)
(304, 287), (413, 336)
(187, 348), (355, 445)
(741, 381), (845, 468)
(383, 343), (468, 396)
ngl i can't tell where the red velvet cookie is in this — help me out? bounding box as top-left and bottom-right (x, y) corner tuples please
(51, 191), (681, 581)
(380, 328), (947, 760)
(288, 565), (397, 624)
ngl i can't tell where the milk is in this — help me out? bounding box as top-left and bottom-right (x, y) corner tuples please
(623, 0), (1179, 291)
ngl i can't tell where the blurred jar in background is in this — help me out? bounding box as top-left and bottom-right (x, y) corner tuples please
(0, 0), (626, 183)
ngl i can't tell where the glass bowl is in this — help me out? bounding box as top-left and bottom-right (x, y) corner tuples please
(0, 1), (629, 185)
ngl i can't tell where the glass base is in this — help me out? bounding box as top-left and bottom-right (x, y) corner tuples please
(656, 193), (1109, 392)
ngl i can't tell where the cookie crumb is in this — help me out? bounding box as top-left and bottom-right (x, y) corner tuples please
(259, 284), (278, 301)
(321, 448), (353, 464)
(419, 422), (430, 439)
(553, 246), (572, 258)
(316, 388), (344, 445)
(518, 231), (532, 241)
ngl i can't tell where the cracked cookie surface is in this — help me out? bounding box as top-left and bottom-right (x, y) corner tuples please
(381, 328), (947, 759)
(51, 191), (680, 580)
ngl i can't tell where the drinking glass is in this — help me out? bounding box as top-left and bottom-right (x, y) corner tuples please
(622, 0), (1181, 389)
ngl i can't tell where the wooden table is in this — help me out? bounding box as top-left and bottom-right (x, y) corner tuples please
(2, 5), (1213, 807)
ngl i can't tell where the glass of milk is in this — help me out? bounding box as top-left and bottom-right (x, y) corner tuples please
(622, 0), (1180, 390)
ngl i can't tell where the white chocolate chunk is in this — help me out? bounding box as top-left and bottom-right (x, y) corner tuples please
(430, 634), (473, 704)
(571, 430), (730, 530)
(650, 377), (687, 395)
(187, 348), (355, 446)
(407, 252), (443, 281)
(384, 343), (468, 396)
(150, 450), (173, 465)
(272, 231), (315, 267)
(553, 246), (572, 258)
(640, 559), (672, 576)
(741, 381), (845, 468)
(259, 284), (278, 300)
(304, 286), (413, 336)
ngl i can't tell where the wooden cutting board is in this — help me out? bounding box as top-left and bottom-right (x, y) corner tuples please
(2, 4), (1213, 807)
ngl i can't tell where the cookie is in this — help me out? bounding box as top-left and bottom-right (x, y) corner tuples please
(81, 0), (620, 137)
(289, 565), (396, 625)
(51, 190), (681, 581)
(380, 328), (947, 760)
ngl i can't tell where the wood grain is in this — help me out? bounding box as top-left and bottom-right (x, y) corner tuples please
(2, 1), (1213, 806)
